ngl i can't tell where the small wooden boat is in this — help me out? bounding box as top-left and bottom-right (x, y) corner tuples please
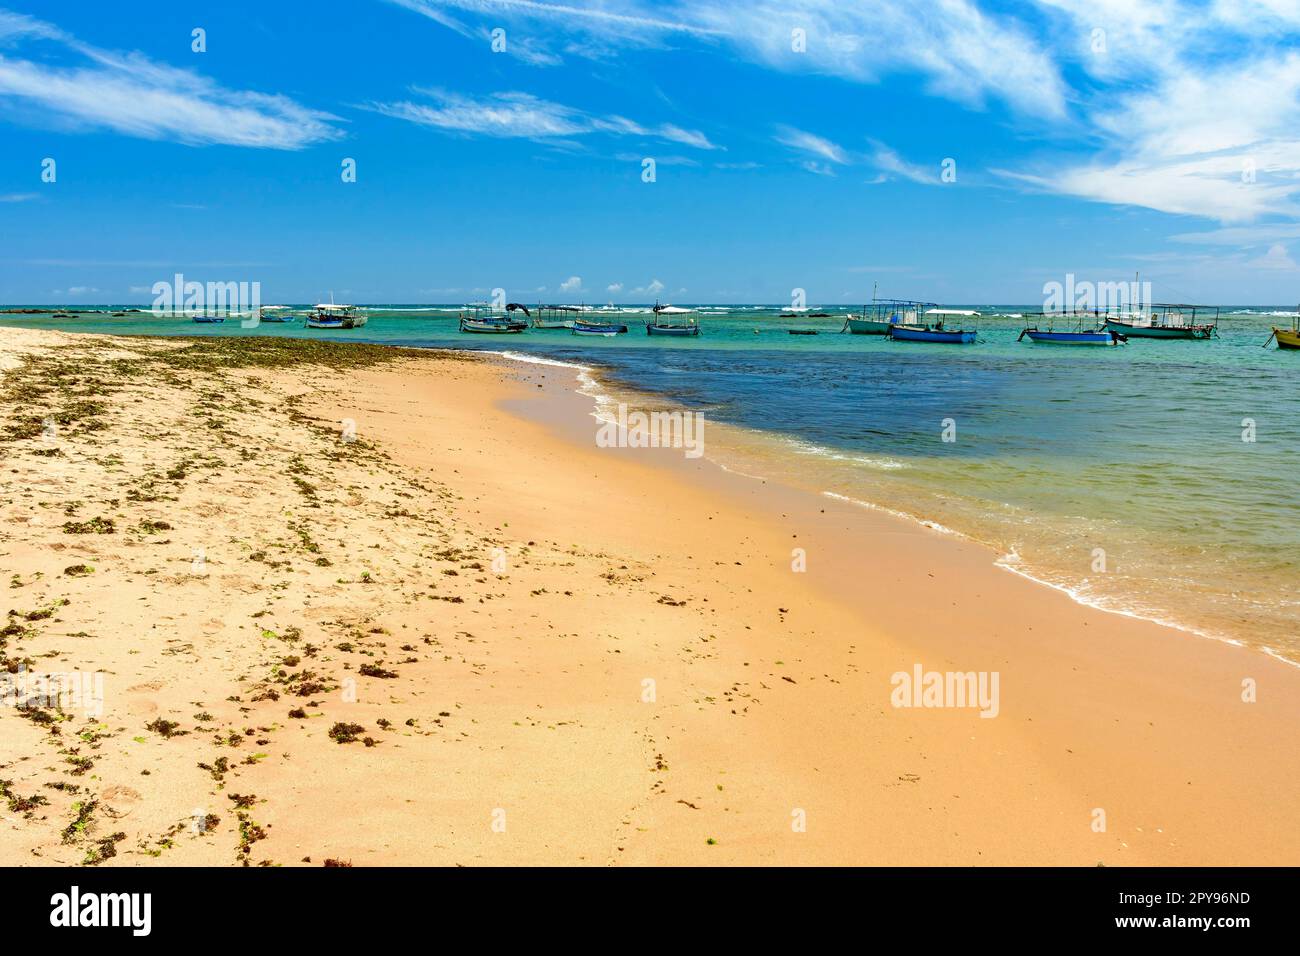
(844, 296), (932, 335)
(191, 314), (226, 323)
(888, 309), (978, 344)
(458, 304), (528, 334)
(459, 316), (527, 334)
(1265, 314), (1300, 350)
(787, 329), (819, 335)
(307, 301), (367, 329)
(1102, 304), (1217, 340)
(531, 304), (578, 329)
(1018, 313), (1125, 346)
(258, 305), (296, 323)
(646, 303), (700, 337)
(572, 319), (628, 337)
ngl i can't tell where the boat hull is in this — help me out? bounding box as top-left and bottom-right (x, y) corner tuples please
(1273, 327), (1300, 350)
(845, 318), (893, 335)
(572, 323), (627, 336)
(1103, 319), (1213, 339)
(460, 319), (526, 334)
(1021, 329), (1116, 345)
(531, 321), (574, 330)
(888, 325), (976, 344)
(192, 316), (225, 324)
(646, 323), (700, 336)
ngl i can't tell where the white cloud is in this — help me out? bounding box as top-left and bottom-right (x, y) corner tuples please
(1251, 243), (1298, 270)
(367, 88), (716, 147)
(559, 275), (583, 292)
(631, 279), (665, 296)
(775, 125), (848, 164)
(0, 191), (38, 202)
(606, 282), (623, 293)
(869, 141), (936, 184)
(387, 1), (1066, 117)
(1018, 3), (1300, 222)
(0, 10), (340, 149)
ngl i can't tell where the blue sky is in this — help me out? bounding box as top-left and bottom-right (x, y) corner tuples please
(2, 0), (1299, 305)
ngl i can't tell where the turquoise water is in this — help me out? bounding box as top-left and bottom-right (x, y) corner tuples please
(4, 304), (1299, 658)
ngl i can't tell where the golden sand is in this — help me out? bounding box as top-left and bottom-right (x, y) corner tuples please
(1, 328), (1296, 866)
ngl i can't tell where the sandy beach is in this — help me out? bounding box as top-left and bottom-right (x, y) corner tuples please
(1, 327), (1297, 867)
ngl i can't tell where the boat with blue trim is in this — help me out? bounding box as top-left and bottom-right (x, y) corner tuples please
(887, 308), (978, 344)
(1019, 312), (1126, 345)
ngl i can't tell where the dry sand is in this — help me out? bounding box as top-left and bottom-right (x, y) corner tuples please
(1, 327), (1296, 866)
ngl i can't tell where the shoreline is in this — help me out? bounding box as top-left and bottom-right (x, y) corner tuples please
(2, 328), (1298, 866)
(489, 345), (1294, 668)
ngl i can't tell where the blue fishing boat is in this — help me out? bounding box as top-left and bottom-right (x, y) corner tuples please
(306, 298), (367, 329)
(191, 314), (225, 323)
(887, 309), (978, 344)
(258, 306), (296, 323)
(572, 319), (628, 337)
(1018, 312), (1125, 345)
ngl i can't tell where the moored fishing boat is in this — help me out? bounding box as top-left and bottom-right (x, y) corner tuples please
(1018, 312), (1125, 345)
(887, 308), (978, 344)
(1102, 304), (1218, 340)
(258, 305), (296, 323)
(191, 314), (226, 323)
(531, 304), (579, 329)
(307, 301), (367, 329)
(844, 296), (932, 335)
(646, 303), (700, 337)
(458, 303), (529, 334)
(572, 318), (628, 337)
(1265, 313), (1300, 349)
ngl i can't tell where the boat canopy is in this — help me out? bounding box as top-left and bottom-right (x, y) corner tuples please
(925, 309), (978, 316)
(313, 303), (356, 311)
(653, 305), (692, 315)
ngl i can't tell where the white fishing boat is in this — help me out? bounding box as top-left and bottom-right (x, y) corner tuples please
(306, 302), (367, 329)
(646, 303), (701, 337)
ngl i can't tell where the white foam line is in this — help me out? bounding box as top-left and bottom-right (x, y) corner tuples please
(822, 490), (963, 537)
(827, 491), (1298, 667)
(490, 349), (617, 422)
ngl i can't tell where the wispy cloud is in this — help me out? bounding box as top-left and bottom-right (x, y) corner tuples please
(0, 191), (38, 202)
(366, 88), (717, 147)
(386, 1), (1065, 119)
(1016, 1), (1300, 223)
(0, 8), (341, 148)
(869, 141), (936, 184)
(775, 125), (848, 165)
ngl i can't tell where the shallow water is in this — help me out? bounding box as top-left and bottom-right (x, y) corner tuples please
(5, 304), (1298, 658)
